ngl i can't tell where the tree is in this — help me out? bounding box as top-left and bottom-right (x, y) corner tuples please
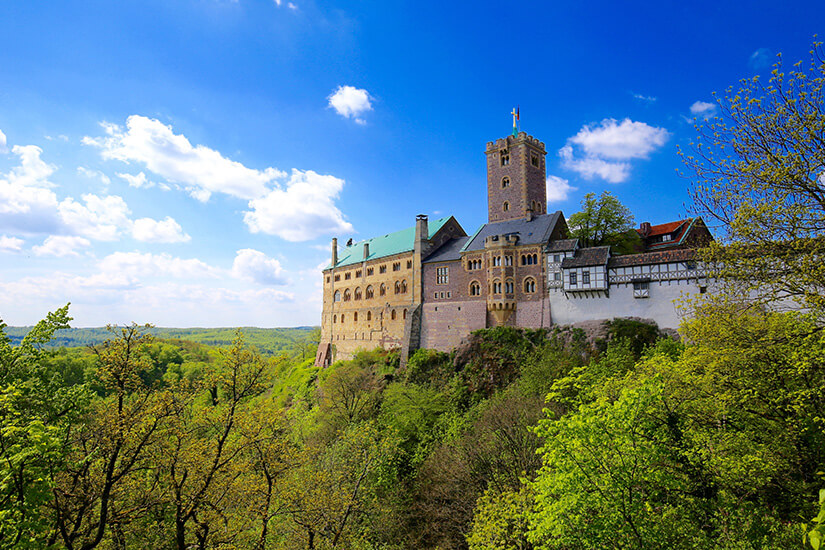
(681, 41), (825, 313)
(567, 191), (635, 249)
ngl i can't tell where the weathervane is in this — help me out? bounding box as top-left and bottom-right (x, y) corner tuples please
(511, 106), (520, 136)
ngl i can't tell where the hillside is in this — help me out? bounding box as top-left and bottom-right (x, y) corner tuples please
(3, 325), (317, 356)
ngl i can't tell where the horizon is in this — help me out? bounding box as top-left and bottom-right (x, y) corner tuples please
(1, 1), (823, 327)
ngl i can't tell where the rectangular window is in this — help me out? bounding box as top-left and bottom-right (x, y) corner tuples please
(334, 274), (340, 282)
(366, 267), (374, 276)
(393, 262), (400, 271)
(554, 272), (561, 281)
(436, 266), (449, 285)
(406, 260), (412, 269)
(355, 270), (362, 278)
(553, 254), (560, 263)
(344, 272), (351, 280)
(633, 280), (650, 298)
(531, 153), (539, 167)
(582, 270), (590, 285)
(569, 272), (577, 286)
(379, 265), (387, 274)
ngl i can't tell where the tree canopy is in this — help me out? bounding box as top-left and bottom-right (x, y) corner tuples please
(567, 191), (637, 250)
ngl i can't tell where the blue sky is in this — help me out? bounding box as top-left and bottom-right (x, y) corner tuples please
(0, 0), (822, 327)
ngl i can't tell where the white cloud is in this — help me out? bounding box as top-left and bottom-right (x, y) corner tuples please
(83, 115), (285, 201)
(97, 251), (220, 281)
(132, 216), (191, 243)
(689, 100), (718, 120)
(32, 235), (91, 257)
(328, 86), (372, 124)
(0, 235), (23, 252)
(77, 166), (111, 185)
(0, 129), (7, 153)
(58, 194), (132, 241)
(232, 248), (287, 285)
(749, 48), (772, 70)
(568, 118), (670, 160)
(559, 118), (669, 183)
(632, 93), (656, 102)
(244, 169), (353, 241)
(117, 171), (151, 188)
(545, 175), (577, 203)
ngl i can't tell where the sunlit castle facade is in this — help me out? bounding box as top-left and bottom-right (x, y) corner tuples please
(315, 122), (712, 367)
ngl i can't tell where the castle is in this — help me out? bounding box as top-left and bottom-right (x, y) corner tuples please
(315, 129), (712, 368)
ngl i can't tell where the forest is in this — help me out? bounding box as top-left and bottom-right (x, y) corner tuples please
(2, 40), (825, 550)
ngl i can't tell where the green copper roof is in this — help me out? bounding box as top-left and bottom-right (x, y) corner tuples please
(325, 216), (452, 270)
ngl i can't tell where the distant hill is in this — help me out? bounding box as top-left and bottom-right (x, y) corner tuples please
(3, 326), (317, 356)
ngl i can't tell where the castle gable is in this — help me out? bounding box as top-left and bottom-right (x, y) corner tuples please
(461, 211), (564, 252)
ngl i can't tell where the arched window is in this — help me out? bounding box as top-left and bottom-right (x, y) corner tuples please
(343, 289), (351, 301)
(536, 201), (543, 214)
(531, 200), (537, 212)
(365, 285), (374, 299)
(333, 314), (337, 323)
(334, 290), (341, 302)
(501, 176), (510, 188)
(532, 253), (538, 264)
(524, 277), (536, 293)
(341, 314), (345, 323)
(395, 281), (401, 294)
(354, 312), (358, 322)
(403, 309), (407, 320)
(492, 279), (502, 294)
(354, 287), (362, 300)
(505, 279), (514, 294)
(503, 201), (509, 212)
(367, 311), (372, 321)
(400, 280), (407, 293)
(379, 283), (386, 297)
(470, 281), (481, 296)
(391, 310), (397, 321)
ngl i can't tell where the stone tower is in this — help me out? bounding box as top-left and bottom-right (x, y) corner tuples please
(485, 132), (547, 223)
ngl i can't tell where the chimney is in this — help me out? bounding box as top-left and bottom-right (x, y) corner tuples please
(525, 208), (533, 222)
(331, 237), (338, 266)
(363, 242), (370, 260)
(640, 222), (651, 237)
(414, 214), (429, 256)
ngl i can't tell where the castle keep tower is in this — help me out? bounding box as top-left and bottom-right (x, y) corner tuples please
(485, 132), (547, 223)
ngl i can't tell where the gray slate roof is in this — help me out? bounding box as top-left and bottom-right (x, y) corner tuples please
(561, 246), (611, 268)
(546, 238), (578, 252)
(423, 236), (470, 264)
(461, 211), (563, 252)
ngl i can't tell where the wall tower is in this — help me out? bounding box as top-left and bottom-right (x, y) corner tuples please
(485, 132), (547, 223)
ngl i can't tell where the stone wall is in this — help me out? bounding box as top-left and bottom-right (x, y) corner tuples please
(420, 300), (488, 351)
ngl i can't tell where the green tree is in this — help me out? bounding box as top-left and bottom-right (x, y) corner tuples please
(681, 42), (825, 313)
(567, 191), (635, 249)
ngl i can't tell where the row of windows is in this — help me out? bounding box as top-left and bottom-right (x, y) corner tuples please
(333, 281), (408, 302)
(521, 253), (539, 265)
(569, 271), (591, 285)
(332, 308), (407, 324)
(498, 150), (542, 168)
(501, 200), (544, 214)
(327, 260), (413, 284)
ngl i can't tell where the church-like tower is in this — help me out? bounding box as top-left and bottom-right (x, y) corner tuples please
(485, 132), (547, 223)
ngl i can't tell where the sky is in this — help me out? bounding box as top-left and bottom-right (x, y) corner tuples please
(0, 0), (822, 327)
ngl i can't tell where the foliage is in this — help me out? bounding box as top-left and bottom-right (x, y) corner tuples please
(567, 191), (635, 249)
(467, 486), (534, 550)
(681, 41), (825, 313)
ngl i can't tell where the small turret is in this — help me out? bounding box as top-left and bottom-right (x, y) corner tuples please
(331, 237), (338, 266)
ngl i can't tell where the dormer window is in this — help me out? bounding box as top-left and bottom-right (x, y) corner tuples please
(500, 149), (510, 166)
(501, 176), (510, 188)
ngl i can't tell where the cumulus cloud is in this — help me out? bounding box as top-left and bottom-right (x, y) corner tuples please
(244, 169), (353, 241)
(58, 194), (132, 241)
(559, 118), (669, 183)
(689, 100), (718, 120)
(77, 166), (111, 185)
(98, 251), (220, 281)
(0, 235), (23, 252)
(33, 235), (91, 257)
(328, 86), (373, 124)
(232, 248), (287, 285)
(132, 216), (191, 243)
(545, 175), (577, 203)
(0, 129), (7, 153)
(83, 115), (285, 201)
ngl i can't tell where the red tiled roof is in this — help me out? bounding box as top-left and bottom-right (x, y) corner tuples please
(608, 248), (696, 268)
(638, 219), (688, 237)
